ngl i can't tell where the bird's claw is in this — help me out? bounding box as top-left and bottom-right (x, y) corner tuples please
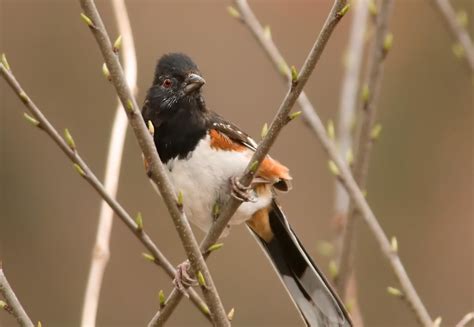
(173, 260), (197, 297)
(230, 176), (257, 202)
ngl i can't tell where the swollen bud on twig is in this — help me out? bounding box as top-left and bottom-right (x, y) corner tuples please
(261, 122), (268, 138)
(337, 4), (351, 18)
(147, 120), (155, 136)
(346, 149), (354, 166)
(23, 113), (40, 127)
(433, 316), (442, 327)
(135, 212), (144, 232)
(390, 236), (398, 253)
(249, 160), (259, 173)
(197, 271), (206, 287)
(212, 201), (220, 219)
(207, 243), (224, 253)
(64, 128), (76, 151)
(345, 299), (354, 314)
(370, 123), (382, 141)
(80, 13), (95, 28)
(19, 91), (29, 104)
(368, 0), (377, 16)
(452, 43), (465, 59)
(387, 286), (403, 297)
(73, 163), (86, 177)
(158, 290), (166, 308)
(142, 253), (155, 262)
(0, 300), (9, 311)
(288, 111), (302, 121)
(200, 303), (210, 315)
(263, 25), (272, 40)
(383, 33), (394, 53)
(102, 63), (111, 81)
(126, 99), (134, 112)
(328, 160), (340, 176)
(316, 240), (334, 257)
(227, 6), (241, 20)
(290, 65), (298, 83)
(227, 308), (235, 321)
(327, 119), (335, 140)
(328, 260), (338, 279)
(113, 35), (123, 53)
(456, 10), (468, 28)
(176, 191), (184, 208)
(1, 53), (11, 71)
(361, 84), (370, 103)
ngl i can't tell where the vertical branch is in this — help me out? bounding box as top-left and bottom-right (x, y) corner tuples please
(148, 0), (350, 324)
(336, 0), (394, 298)
(431, 0), (474, 71)
(78, 1), (229, 325)
(333, 1), (370, 324)
(334, 0), (370, 222)
(0, 265), (34, 327)
(81, 0), (137, 325)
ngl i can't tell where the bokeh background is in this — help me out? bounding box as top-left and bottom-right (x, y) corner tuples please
(1, 0), (472, 326)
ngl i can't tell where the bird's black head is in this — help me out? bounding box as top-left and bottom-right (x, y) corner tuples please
(145, 53), (206, 117)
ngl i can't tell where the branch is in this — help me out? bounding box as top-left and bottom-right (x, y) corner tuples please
(228, 0), (433, 326)
(81, 0), (137, 325)
(336, 0), (394, 297)
(456, 312), (474, 327)
(0, 264), (34, 327)
(334, 0), (370, 222)
(431, 0), (474, 71)
(148, 0), (350, 324)
(0, 62), (210, 322)
(78, 1), (229, 325)
(332, 1), (370, 325)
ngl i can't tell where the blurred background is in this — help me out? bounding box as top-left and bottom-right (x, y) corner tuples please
(1, 0), (472, 326)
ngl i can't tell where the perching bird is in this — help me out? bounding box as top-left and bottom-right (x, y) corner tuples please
(142, 53), (352, 327)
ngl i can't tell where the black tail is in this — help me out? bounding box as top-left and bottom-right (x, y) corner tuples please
(247, 201), (352, 327)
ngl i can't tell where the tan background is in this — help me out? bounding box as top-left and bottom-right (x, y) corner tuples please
(1, 0), (473, 326)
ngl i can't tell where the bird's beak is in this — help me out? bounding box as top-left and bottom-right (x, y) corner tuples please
(184, 73), (206, 95)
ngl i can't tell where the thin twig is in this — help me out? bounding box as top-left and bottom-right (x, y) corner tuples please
(336, 0), (394, 299)
(229, 0), (323, 139)
(230, 0), (433, 326)
(456, 312), (474, 327)
(334, 0), (370, 224)
(148, 0), (350, 325)
(81, 0), (137, 325)
(333, 1), (370, 324)
(0, 62), (210, 322)
(78, 1), (229, 325)
(0, 265), (34, 327)
(431, 0), (474, 71)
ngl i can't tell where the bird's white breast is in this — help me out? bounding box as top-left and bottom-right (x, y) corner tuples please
(165, 135), (272, 236)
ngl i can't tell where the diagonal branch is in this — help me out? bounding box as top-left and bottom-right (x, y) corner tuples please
(336, 0), (395, 298)
(78, 1), (229, 325)
(431, 0), (474, 71)
(225, 0), (433, 326)
(0, 62), (210, 322)
(148, 0), (350, 325)
(0, 264), (34, 327)
(81, 0), (137, 325)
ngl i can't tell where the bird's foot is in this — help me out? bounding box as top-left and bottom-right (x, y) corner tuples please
(230, 176), (257, 202)
(173, 260), (197, 297)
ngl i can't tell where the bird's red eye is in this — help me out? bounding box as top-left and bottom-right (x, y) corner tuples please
(162, 79), (173, 88)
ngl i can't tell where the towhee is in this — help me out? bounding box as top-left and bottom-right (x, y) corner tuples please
(142, 53), (352, 327)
